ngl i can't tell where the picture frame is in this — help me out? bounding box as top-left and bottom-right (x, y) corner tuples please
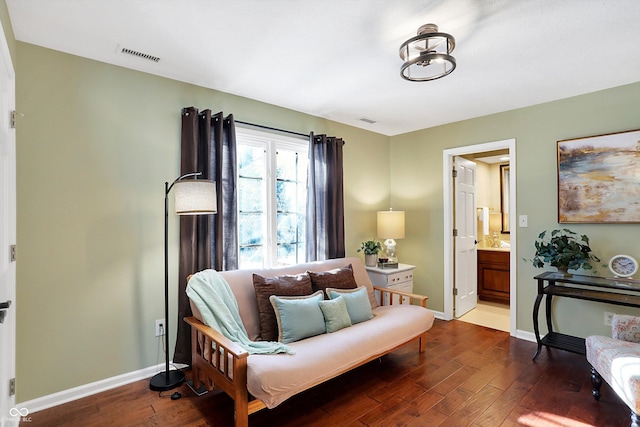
(557, 129), (640, 223)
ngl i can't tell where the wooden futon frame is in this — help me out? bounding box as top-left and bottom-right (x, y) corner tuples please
(184, 286), (428, 427)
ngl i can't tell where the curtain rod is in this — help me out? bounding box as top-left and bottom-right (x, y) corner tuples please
(235, 120), (310, 139)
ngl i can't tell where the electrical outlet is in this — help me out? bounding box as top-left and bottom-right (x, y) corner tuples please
(155, 319), (165, 337)
(604, 311), (615, 326)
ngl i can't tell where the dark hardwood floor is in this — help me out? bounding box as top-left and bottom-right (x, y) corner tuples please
(22, 319), (629, 426)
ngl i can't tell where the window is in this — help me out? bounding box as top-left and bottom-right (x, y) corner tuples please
(236, 127), (308, 269)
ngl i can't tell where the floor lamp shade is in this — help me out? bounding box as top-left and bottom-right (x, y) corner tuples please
(149, 174), (216, 392)
(174, 179), (217, 215)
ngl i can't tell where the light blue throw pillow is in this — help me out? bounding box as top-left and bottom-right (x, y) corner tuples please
(327, 286), (373, 324)
(318, 296), (352, 333)
(269, 291), (325, 343)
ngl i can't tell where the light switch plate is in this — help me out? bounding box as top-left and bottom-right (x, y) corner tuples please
(519, 215), (528, 227)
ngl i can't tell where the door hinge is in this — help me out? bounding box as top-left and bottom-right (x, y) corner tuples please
(453, 288), (458, 296)
(10, 245), (16, 262)
(9, 378), (15, 396)
(452, 229), (458, 237)
(452, 168), (457, 178)
(10, 110), (16, 129)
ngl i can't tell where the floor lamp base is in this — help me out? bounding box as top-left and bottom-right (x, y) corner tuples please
(149, 369), (185, 391)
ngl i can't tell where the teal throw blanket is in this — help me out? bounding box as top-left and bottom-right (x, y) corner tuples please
(186, 269), (294, 355)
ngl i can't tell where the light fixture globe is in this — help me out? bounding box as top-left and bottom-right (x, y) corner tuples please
(399, 23), (456, 82)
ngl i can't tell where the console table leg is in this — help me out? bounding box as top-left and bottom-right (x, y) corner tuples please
(545, 294), (553, 333)
(532, 292), (544, 360)
(532, 344), (542, 361)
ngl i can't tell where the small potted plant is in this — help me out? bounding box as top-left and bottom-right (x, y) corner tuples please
(528, 228), (600, 275)
(357, 239), (382, 267)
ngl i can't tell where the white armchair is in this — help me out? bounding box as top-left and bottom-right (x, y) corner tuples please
(586, 314), (640, 427)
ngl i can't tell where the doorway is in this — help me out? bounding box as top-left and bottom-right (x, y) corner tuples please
(442, 139), (516, 336)
(0, 17), (17, 427)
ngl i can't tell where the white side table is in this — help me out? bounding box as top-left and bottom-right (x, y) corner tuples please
(365, 264), (415, 305)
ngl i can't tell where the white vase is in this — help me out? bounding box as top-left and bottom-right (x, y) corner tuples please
(365, 254), (378, 267)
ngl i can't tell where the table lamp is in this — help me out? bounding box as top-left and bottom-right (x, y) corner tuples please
(377, 209), (405, 264)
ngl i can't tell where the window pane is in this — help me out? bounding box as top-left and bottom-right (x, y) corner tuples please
(296, 212), (306, 242)
(239, 213), (263, 246)
(276, 150), (297, 180)
(277, 213), (297, 243)
(239, 177), (263, 212)
(238, 144), (265, 178)
(240, 246), (264, 269)
(276, 180), (298, 213)
(277, 243), (298, 266)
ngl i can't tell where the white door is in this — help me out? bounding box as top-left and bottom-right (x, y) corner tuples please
(454, 157), (477, 318)
(0, 19), (17, 427)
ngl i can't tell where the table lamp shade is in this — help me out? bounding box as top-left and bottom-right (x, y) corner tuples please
(377, 210), (405, 239)
(174, 179), (217, 215)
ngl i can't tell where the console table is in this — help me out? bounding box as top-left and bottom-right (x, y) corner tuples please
(532, 271), (640, 360)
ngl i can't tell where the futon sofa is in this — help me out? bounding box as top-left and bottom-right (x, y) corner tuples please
(184, 257), (435, 427)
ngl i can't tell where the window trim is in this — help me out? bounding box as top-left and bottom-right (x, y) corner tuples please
(236, 126), (308, 268)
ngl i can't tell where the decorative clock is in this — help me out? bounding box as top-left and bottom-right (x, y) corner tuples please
(608, 254), (639, 278)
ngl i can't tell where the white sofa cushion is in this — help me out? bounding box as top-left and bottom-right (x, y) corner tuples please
(246, 304), (435, 408)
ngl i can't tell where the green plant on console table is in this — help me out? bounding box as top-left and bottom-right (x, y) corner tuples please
(357, 240), (382, 255)
(527, 228), (600, 272)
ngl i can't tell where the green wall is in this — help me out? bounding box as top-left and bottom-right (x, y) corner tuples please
(391, 82), (640, 338)
(15, 42), (389, 402)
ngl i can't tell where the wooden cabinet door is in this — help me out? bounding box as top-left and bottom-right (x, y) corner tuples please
(477, 250), (510, 304)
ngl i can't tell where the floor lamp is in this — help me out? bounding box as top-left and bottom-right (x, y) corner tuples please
(149, 172), (217, 391)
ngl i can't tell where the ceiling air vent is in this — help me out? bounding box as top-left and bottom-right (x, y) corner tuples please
(359, 117), (377, 124)
(121, 47), (160, 63)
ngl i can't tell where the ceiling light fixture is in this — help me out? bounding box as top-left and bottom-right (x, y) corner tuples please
(399, 23), (456, 82)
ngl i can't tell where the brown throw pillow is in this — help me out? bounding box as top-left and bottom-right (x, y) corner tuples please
(308, 264), (357, 297)
(253, 273), (313, 341)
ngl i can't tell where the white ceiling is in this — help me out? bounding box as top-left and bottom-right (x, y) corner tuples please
(7, 0), (640, 136)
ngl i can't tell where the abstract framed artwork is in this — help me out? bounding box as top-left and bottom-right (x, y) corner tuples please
(557, 129), (640, 223)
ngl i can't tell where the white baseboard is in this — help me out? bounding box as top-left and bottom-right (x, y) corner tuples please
(431, 310), (446, 320)
(433, 308), (537, 344)
(515, 329), (536, 343)
(18, 363), (184, 414)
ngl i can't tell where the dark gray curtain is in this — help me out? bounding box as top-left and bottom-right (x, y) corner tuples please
(306, 132), (346, 261)
(174, 107), (238, 365)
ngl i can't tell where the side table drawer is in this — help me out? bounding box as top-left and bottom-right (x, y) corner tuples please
(387, 270), (413, 285)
